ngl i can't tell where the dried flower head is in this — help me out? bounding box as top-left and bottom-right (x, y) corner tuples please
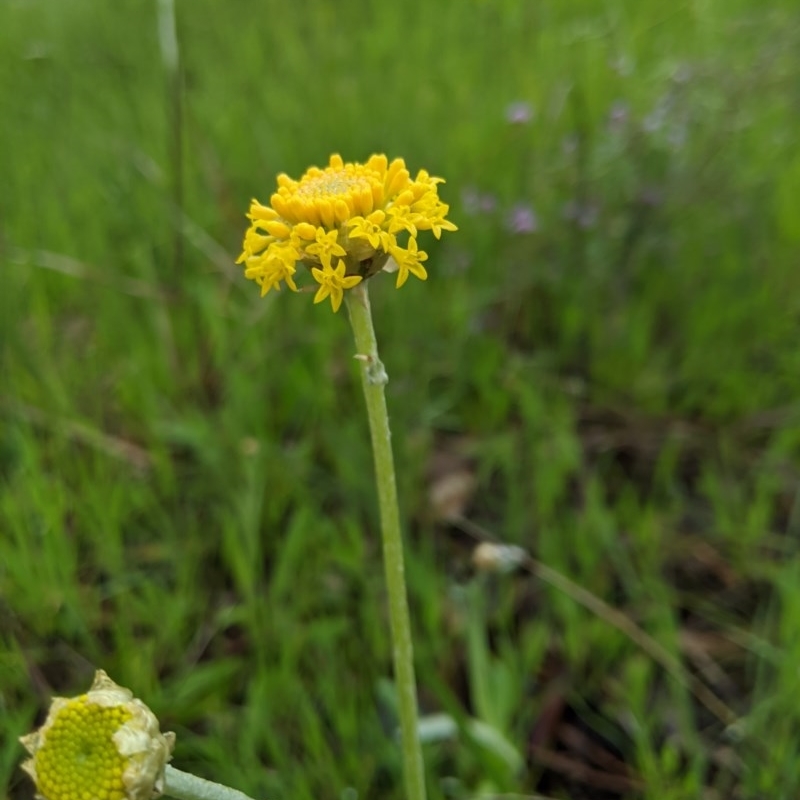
(472, 542), (528, 575)
(237, 154), (457, 311)
(19, 670), (175, 800)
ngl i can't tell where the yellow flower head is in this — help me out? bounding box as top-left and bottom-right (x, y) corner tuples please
(19, 670), (175, 800)
(237, 154), (457, 311)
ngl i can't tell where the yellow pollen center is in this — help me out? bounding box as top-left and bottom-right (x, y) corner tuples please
(297, 171), (369, 201)
(35, 696), (132, 800)
(273, 163), (384, 227)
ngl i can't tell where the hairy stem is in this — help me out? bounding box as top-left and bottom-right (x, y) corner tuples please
(345, 283), (426, 800)
(164, 766), (256, 800)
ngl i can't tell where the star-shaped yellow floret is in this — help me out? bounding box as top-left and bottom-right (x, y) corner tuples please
(347, 210), (390, 250)
(244, 253), (298, 296)
(304, 228), (347, 269)
(236, 228), (273, 264)
(390, 238), (428, 288)
(312, 261), (363, 312)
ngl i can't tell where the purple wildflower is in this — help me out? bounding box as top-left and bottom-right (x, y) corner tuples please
(462, 187), (497, 216)
(506, 204), (538, 235)
(608, 100), (630, 132)
(505, 101), (534, 125)
(479, 194), (497, 213)
(563, 200), (598, 230)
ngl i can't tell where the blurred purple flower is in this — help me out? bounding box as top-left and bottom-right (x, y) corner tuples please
(479, 194), (497, 213)
(667, 124), (687, 150)
(506, 204), (538, 234)
(608, 100), (630, 132)
(505, 101), (534, 125)
(642, 96), (672, 134)
(461, 187), (480, 215)
(462, 186), (497, 216)
(562, 200), (598, 230)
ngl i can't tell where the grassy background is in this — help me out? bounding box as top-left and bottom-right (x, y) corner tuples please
(2, 1), (800, 798)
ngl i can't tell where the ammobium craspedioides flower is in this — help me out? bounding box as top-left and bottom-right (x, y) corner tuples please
(237, 154), (457, 311)
(19, 670), (175, 800)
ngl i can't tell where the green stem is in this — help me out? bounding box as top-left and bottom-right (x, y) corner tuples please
(345, 282), (427, 800)
(164, 766), (257, 800)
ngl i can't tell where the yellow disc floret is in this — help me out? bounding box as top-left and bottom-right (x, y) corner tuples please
(20, 671), (175, 800)
(34, 696), (131, 800)
(237, 154), (457, 311)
